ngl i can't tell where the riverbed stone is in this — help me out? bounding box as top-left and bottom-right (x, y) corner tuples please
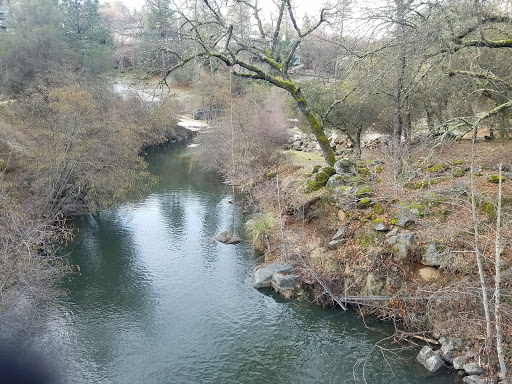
(463, 363), (484, 375)
(441, 337), (459, 364)
(214, 231), (232, 243)
(452, 355), (469, 370)
(271, 273), (300, 297)
(416, 346), (444, 372)
(253, 263), (295, 289)
(227, 236), (242, 244)
(462, 376), (486, 384)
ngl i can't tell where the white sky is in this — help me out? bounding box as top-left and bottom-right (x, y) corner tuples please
(113, 0), (327, 17)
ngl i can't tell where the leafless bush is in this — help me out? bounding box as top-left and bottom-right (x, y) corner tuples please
(195, 86), (291, 189)
(0, 187), (70, 333)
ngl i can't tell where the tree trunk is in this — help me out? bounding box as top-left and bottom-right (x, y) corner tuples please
(392, 0), (407, 172)
(495, 164), (508, 380)
(292, 88), (336, 166)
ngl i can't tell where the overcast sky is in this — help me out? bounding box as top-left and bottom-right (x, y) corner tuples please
(112, 0), (328, 18)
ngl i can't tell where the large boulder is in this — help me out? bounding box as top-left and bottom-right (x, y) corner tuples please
(253, 263), (295, 289)
(326, 174), (351, 188)
(334, 158), (356, 174)
(271, 273), (300, 297)
(416, 346), (444, 373)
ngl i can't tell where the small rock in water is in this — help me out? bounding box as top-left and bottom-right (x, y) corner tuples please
(416, 346), (444, 372)
(214, 231), (232, 243)
(227, 236), (242, 244)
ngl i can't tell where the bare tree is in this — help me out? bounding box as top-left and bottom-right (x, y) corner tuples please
(162, 0), (340, 165)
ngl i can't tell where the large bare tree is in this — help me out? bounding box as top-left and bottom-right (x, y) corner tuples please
(162, 0), (340, 165)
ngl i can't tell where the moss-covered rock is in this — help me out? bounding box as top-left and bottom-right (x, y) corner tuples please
(305, 180), (323, 193)
(326, 174), (350, 188)
(358, 167), (370, 176)
(320, 166), (336, 176)
(400, 202), (426, 217)
(358, 197), (372, 208)
(373, 202), (384, 215)
(405, 180), (430, 190)
(312, 165), (322, 173)
(356, 185), (372, 198)
(480, 201), (496, 220)
(488, 174), (505, 184)
(427, 163), (450, 173)
(314, 171), (330, 185)
(454, 168), (466, 177)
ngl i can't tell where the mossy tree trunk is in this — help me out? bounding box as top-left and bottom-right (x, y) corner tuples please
(162, 0), (338, 165)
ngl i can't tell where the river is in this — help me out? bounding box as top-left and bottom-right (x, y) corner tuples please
(24, 143), (456, 383)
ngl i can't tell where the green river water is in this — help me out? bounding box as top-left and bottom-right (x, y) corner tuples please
(24, 143), (457, 383)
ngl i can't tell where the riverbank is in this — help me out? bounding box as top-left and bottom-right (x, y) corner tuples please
(241, 134), (512, 383)
(0, 82), (195, 334)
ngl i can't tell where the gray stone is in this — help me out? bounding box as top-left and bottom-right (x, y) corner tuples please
(462, 376), (486, 384)
(422, 242), (444, 267)
(463, 363), (484, 375)
(397, 232), (415, 246)
(227, 236), (242, 244)
(334, 158), (356, 174)
(292, 140), (302, 147)
(453, 355), (469, 370)
(386, 228), (399, 237)
(388, 236), (398, 245)
(416, 346), (444, 372)
(271, 273), (300, 293)
(332, 226), (347, 241)
(253, 263), (295, 289)
(326, 174), (351, 188)
(328, 239), (346, 250)
(396, 215), (415, 228)
(441, 337), (459, 363)
(393, 244), (409, 260)
(333, 186), (354, 210)
(373, 221), (389, 232)
(214, 231), (232, 243)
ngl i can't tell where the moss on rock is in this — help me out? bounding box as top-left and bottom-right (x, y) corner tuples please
(488, 174), (505, 184)
(427, 164), (449, 173)
(314, 171), (330, 185)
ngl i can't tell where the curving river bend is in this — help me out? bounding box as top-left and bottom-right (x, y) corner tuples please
(29, 143), (456, 383)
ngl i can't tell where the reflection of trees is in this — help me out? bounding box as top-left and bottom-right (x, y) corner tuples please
(65, 213), (156, 368)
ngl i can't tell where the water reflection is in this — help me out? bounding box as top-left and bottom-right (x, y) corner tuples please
(25, 143), (456, 384)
